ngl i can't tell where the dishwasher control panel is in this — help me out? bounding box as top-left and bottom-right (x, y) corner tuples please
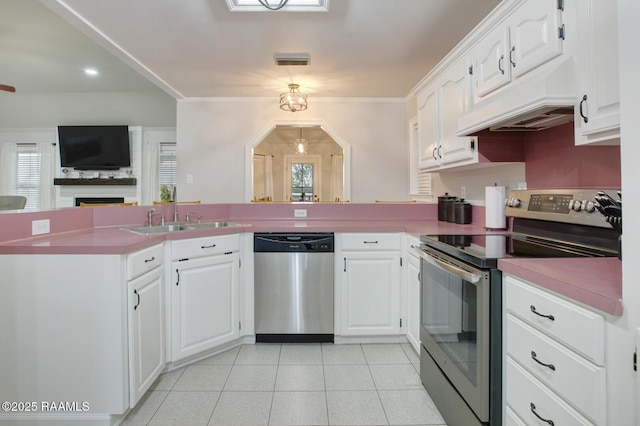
(254, 233), (334, 252)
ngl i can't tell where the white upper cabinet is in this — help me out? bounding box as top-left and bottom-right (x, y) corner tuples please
(573, 0), (620, 145)
(475, 27), (512, 97)
(473, 0), (564, 101)
(417, 88), (439, 170)
(416, 58), (477, 172)
(509, 0), (564, 78)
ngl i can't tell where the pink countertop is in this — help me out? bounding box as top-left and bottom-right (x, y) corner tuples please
(0, 203), (621, 316)
(0, 219), (493, 255)
(499, 257), (623, 316)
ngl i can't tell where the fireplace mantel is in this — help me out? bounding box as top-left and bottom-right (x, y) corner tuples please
(54, 178), (137, 186)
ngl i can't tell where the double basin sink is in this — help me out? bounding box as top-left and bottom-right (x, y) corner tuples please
(125, 221), (242, 235)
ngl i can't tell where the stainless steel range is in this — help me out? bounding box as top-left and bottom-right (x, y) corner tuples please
(416, 189), (620, 426)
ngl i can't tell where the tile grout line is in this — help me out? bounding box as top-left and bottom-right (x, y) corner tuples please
(364, 343), (392, 426)
(145, 365), (188, 425)
(204, 347), (239, 426)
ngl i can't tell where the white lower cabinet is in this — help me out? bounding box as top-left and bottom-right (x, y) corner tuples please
(339, 233), (402, 336)
(128, 264), (165, 407)
(406, 235), (421, 352)
(170, 234), (240, 362)
(504, 274), (606, 425)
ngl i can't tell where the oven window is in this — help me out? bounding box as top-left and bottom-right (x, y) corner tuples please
(422, 262), (479, 385)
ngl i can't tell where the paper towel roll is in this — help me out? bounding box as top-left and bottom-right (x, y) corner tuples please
(485, 186), (506, 229)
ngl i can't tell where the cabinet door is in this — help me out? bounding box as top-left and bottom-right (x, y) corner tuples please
(509, 0), (563, 79)
(475, 26), (512, 97)
(406, 253), (421, 352)
(172, 253), (239, 361)
(574, 0), (620, 145)
(341, 251), (401, 336)
(128, 267), (165, 407)
(416, 87), (440, 170)
(438, 60), (476, 166)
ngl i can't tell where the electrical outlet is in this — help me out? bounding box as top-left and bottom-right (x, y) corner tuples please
(186, 174), (194, 184)
(32, 219), (50, 236)
(294, 209), (307, 218)
(460, 186), (466, 199)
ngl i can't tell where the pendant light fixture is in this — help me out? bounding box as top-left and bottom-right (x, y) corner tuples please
(293, 127), (308, 154)
(257, 0), (288, 10)
(280, 83), (308, 112)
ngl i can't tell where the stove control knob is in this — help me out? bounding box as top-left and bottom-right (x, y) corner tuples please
(573, 200), (582, 212)
(511, 198), (521, 207)
(585, 200), (596, 213)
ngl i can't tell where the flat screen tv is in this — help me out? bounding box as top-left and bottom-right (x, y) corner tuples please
(58, 125), (131, 170)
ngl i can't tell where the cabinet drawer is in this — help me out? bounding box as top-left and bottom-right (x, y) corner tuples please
(507, 314), (606, 424)
(506, 357), (596, 426)
(505, 275), (605, 365)
(171, 234), (239, 260)
(341, 233), (401, 251)
(127, 244), (164, 280)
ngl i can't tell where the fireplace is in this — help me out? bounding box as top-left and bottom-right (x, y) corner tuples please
(75, 197), (125, 206)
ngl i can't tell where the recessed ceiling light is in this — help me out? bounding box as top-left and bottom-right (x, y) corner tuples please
(84, 68), (99, 76)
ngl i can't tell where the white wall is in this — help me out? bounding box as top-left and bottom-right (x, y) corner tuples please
(431, 163), (526, 203)
(0, 91), (176, 128)
(176, 98), (408, 203)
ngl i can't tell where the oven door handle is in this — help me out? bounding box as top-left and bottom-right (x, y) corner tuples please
(414, 247), (482, 283)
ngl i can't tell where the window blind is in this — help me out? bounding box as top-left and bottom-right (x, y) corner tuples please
(159, 142), (177, 188)
(16, 143), (41, 211)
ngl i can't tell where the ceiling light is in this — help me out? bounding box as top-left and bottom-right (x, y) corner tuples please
(293, 127), (308, 154)
(257, 0), (288, 10)
(226, 0), (329, 12)
(280, 84), (308, 113)
(84, 68), (98, 76)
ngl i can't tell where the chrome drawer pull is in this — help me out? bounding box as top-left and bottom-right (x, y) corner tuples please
(530, 403), (554, 426)
(531, 351), (556, 371)
(530, 305), (555, 321)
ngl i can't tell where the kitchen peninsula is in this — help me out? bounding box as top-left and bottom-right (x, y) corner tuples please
(0, 202), (621, 425)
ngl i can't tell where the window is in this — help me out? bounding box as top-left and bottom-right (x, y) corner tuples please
(16, 143), (41, 211)
(159, 142), (176, 200)
(284, 154), (321, 201)
(291, 163), (314, 201)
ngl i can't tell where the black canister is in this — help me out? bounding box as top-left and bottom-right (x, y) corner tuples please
(446, 198), (458, 223)
(454, 199), (472, 224)
(437, 193), (458, 222)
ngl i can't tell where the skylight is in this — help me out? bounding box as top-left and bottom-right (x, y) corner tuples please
(225, 0), (329, 12)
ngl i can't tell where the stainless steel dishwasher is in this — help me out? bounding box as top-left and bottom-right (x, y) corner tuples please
(254, 232), (334, 343)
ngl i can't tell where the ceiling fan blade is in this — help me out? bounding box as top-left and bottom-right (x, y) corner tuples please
(0, 84), (16, 93)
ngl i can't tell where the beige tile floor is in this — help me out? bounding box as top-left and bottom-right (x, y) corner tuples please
(122, 343), (447, 426)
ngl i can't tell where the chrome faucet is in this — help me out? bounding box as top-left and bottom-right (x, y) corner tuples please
(147, 208), (164, 226)
(172, 185), (178, 222)
(185, 211), (198, 223)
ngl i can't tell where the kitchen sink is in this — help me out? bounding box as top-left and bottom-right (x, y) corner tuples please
(124, 221), (243, 235)
(126, 224), (189, 234)
(185, 221), (241, 229)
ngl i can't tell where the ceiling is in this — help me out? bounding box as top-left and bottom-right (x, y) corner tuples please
(1, 0), (501, 99)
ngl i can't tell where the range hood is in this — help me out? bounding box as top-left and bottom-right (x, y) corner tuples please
(457, 57), (577, 135)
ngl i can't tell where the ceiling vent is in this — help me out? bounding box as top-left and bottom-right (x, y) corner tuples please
(274, 53), (310, 66)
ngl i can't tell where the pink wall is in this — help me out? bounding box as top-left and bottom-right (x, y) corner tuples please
(523, 123), (621, 189)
